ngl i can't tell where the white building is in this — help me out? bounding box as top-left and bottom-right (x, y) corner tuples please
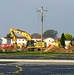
(1, 37), (8, 44)
(31, 36), (41, 42)
(11, 37), (27, 45)
(1, 37), (27, 45)
(1, 36), (42, 45)
(44, 37), (55, 47)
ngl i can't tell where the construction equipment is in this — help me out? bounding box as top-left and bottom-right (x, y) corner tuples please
(10, 27), (46, 51)
(10, 29), (17, 51)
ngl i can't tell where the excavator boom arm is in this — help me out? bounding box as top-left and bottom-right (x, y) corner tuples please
(10, 27), (32, 40)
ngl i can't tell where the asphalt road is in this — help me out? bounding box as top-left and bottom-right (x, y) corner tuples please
(0, 56), (74, 75)
(0, 54), (74, 74)
(0, 62), (74, 75)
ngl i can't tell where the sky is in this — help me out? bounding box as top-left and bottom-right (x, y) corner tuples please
(0, 0), (74, 38)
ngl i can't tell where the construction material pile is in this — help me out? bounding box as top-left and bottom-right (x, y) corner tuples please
(44, 45), (71, 53)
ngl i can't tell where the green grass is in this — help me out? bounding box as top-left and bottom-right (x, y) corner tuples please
(0, 51), (74, 55)
(0, 51), (74, 59)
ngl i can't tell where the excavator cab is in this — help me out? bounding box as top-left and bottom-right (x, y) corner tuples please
(26, 40), (35, 51)
(27, 40), (34, 46)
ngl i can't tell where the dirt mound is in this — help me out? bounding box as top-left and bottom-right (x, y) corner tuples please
(44, 45), (68, 52)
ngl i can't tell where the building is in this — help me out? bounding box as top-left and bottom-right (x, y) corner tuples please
(31, 36), (41, 42)
(1, 37), (8, 44)
(11, 37), (27, 45)
(0, 36), (42, 45)
(1, 37), (27, 45)
(44, 37), (55, 47)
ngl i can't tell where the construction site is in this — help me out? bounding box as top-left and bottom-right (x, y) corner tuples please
(0, 27), (74, 53)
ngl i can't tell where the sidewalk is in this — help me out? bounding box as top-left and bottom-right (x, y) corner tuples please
(0, 59), (74, 65)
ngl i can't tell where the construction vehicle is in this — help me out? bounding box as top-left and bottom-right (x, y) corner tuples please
(10, 27), (46, 51)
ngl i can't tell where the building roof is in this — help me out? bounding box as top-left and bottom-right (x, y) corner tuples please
(4, 36), (26, 39)
(4, 36), (42, 39)
(16, 36), (42, 39)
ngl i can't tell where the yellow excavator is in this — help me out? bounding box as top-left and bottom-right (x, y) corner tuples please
(10, 27), (46, 51)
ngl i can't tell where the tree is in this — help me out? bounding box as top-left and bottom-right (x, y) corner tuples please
(7, 33), (11, 38)
(72, 37), (74, 41)
(42, 29), (58, 38)
(64, 33), (73, 40)
(31, 33), (40, 36)
(60, 33), (66, 47)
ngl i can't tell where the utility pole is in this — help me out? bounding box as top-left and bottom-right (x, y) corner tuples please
(37, 6), (47, 53)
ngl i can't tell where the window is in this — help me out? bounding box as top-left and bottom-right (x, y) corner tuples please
(22, 39), (24, 41)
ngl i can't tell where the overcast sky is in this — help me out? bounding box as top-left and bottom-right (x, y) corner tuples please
(0, 0), (74, 37)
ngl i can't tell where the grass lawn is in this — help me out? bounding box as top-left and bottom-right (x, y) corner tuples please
(0, 51), (74, 59)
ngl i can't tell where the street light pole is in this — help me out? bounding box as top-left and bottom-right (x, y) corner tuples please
(37, 6), (47, 53)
